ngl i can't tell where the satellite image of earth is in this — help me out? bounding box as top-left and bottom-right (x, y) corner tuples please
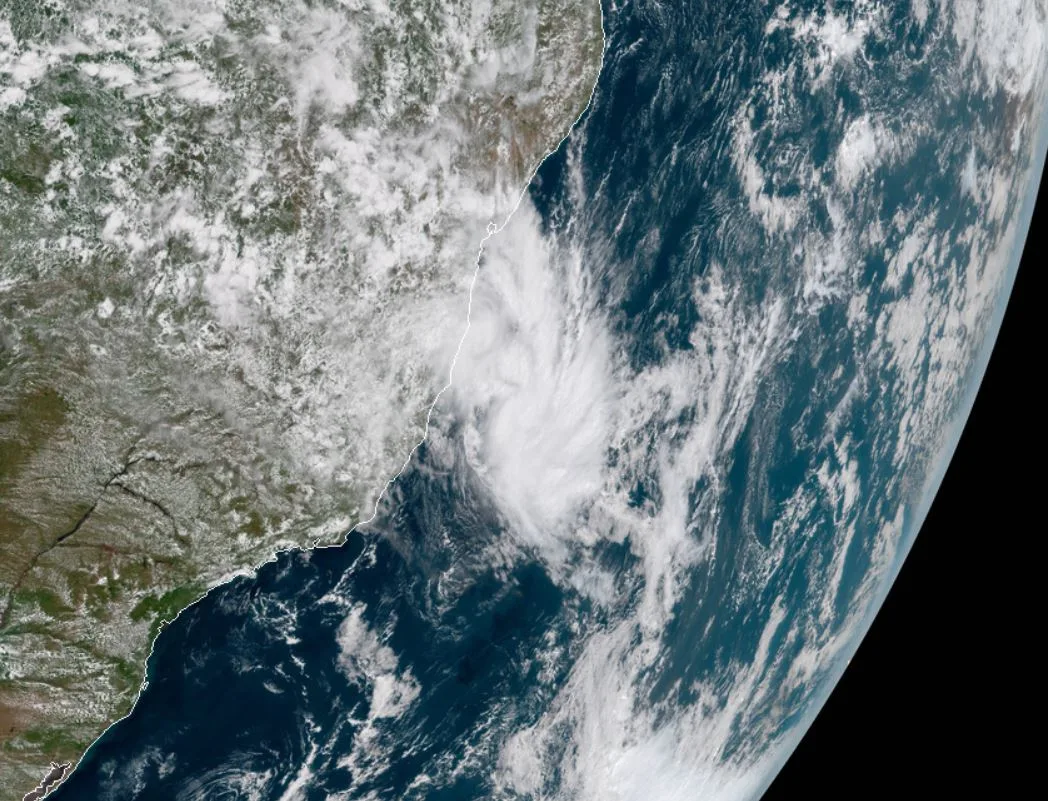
(1, 0), (1045, 799)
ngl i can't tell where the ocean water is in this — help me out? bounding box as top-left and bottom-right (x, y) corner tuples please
(49, 1), (1047, 799)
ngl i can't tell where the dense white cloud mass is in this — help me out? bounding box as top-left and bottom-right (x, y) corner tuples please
(453, 202), (618, 560)
(4, 0), (1045, 798)
(423, 2), (1048, 798)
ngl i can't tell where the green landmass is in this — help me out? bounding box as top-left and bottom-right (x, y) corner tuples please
(0, 0), (603, 795)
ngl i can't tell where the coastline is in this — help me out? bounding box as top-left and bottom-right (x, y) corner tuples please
(25, 6), (608, 798)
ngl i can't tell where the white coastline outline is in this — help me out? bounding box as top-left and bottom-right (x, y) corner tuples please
(30, 5), (608, 798)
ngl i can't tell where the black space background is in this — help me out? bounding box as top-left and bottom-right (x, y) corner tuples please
(762, 173), (1044, 797)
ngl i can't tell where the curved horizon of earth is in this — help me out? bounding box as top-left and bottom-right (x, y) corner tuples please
(6, 1), (1048, 800)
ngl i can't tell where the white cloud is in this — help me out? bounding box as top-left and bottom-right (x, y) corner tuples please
(951, 0), (1048, 97)
(451, 201), (617, 561)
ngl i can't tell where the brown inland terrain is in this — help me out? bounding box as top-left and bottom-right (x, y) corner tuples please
(0, 0), (604, 797)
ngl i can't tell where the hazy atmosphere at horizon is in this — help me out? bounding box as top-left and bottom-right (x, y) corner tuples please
(1, 1), (1045, 799)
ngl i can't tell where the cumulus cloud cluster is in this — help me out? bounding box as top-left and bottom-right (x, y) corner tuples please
(452, 202), (617, 560)
(410, 3), (1048, 798)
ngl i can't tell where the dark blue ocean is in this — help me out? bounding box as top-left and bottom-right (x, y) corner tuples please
(49, 1), (1034, 798)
